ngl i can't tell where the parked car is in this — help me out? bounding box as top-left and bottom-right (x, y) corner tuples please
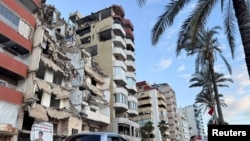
(65, 132), (129, 141)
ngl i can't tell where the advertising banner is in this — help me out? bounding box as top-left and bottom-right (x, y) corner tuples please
(30, 122), (53, 141)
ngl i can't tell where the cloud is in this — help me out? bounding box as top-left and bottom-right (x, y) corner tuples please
(223, 95), (250, 123)
(177, 65), (186, 73)
(219, 64), (250, 123)
(151, 58), (172, 72)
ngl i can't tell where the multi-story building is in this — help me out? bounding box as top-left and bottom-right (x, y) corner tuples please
(176, 110), (190, 141)
(69, 5), (140, 141)
(136, 81), (170, 141)
(181, 104), (205, 140)
(0, 0), (41, 140)
(152, 83), (180, 141)
(1, 1), (111, 141)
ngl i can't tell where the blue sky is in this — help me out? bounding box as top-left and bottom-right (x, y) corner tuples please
(46, 0), (250, 128)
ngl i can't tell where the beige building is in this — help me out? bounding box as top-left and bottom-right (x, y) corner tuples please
(0, 2), (112, 141)
(152, 83), (181, 141)
(136, 81), (170, 141)
(69, 5), (140, 141)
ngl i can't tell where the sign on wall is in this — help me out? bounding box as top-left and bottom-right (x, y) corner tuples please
(30, 122), (53, 141)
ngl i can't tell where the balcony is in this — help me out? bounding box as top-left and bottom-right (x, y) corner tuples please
(112, 21), (125, 37)
(113, 61), (127, 85)
(114, 118), (139, 128)
(84, 65), (105, 84)
(112, 5), (125, 17)
(113, 86), (128, 96)
(86, 82), (103, 97)
(126, 83), (137, 94)
(138, 92), (150, 99)
(112, 46), (126, 60)
(125, 28), (134, 41)
(113, 101), (128, 110)
(19, 0), (40, 13)
(126, 38), (135, 51)
(125, 50), (135, 61)
(85, 109), (110, 124)
(124, 19), (134, 31)
(0, 85), (23, 105)
(138, 99), (151, 106)
(158, 100), (167, 108)
(125, 60), (136, 72)
(113, 36), (126, 49)
(0, 52), (27, 80)
(0, 22), (32, 54)
(126, 72), (136, 80)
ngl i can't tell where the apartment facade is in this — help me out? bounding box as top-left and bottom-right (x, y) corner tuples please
(176, 111), (191, 141)
(152, 83), (180, 141)
(1, 1), (112, 141)
(136, 81), (170, 141)
(0, 0), (41, 140)
(181, 104), (205, 140)
(69, 5), (140, 141)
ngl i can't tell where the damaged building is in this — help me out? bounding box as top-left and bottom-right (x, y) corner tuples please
(0, 1), (111, 141)
(68, 5), (140, 141)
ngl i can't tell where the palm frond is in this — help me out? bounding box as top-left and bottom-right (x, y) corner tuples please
(219, 54), (232, 74)
(152, 0), (191, 45)
(136, 0), (147, 7)
(223, 0), (236, 59)
(176, 0), (217, 55)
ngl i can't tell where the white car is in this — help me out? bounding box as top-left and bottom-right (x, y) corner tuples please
(65, 132), (129, 141)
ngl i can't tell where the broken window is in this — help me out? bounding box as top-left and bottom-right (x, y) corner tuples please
(80, 36), (91, 44)
(53, 72), (63, 85)
(35, 90), (43, 104)
(22, 111), (34, 130)
(75, 25), (91, 36)
(99, 29), (111, 41)
(85, 45), (97, 56)
(36, 62), (46, 79)
(91, 77), (97, 86)
(50, 94), (60, 108)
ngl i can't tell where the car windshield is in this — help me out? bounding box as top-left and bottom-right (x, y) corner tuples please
(67, 135), (101, 141)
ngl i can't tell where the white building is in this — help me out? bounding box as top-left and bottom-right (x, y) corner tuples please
(180, 104), (205, 140)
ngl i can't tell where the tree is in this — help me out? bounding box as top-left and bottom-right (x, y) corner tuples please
(136, 0), (250, 61)
(182, 26), (231, 124)
(141, 121), (154, 141)
(189, 69), (233, 114)
(158, 120), (169, 141)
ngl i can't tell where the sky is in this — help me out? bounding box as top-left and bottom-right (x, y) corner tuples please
(46, 0), (250, 132)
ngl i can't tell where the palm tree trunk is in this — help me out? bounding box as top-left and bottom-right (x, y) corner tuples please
(232, 0), (250, 73)
(209, 61), (224, 124)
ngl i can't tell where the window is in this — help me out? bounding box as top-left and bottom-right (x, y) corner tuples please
(72, 129), (78, 135)
(53, 72), (63, 85)
(114, 93), (127, 104)
(107, 136), (120, 141)
(80, 36), (91, 44)
(50, 94), (60, 108)
(85, 45), (97, 56)
(75, 25), (91, 36)
(0, 3), (19, 27)
(72, 135), (100, 141)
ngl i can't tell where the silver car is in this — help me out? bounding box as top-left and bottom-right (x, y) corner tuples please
(65, 132), (129, 141)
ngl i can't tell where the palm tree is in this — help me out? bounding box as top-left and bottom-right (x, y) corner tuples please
(158, 120), (169, 141)
(189, 69), (233, 115)
(181, 26), (231, 124)
(141, 121), (154, 141)
(136, 0), (250, 61)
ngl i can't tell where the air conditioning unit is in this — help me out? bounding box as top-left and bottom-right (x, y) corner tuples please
(0, 80), (8, 87)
